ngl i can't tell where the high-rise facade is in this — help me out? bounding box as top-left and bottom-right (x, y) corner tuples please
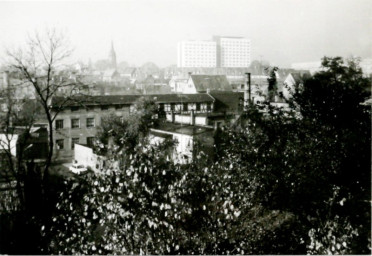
(177, 41), (217, 68)
(214, 36), (251, 68)
(177, 36), (251, 68)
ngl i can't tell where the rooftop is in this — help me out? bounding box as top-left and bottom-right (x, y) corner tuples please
(51, 93), (215, 108)
(209, 91), (244, 113)
(190, 74), (232, 92)
(151, 122), (214, 136)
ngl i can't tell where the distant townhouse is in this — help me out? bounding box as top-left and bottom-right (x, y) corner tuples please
(176, 74), (232, 94)
(120, 67), (143, 84)
(169, 75), (189, 93)
(102, 69), (121, 83)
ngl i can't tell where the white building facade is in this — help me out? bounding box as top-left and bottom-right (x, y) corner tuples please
(177, 41), (217, 68)
(214, 36), (251, 68)
(177, 36), (251, 68)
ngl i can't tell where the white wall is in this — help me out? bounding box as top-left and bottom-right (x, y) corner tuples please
(175, 115), (191, 124)
(195, 116), (207, 126)
(149, 129), (194, 164)
(0, 134), (19, 156)
(182, 79), (197, 94)
(74, 144), (94, 167)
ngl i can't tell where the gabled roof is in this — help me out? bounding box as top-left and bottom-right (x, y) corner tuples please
(51, 93), (215, 108)
(209, 91), (244, 113)
(288, 71), (311, 84)
(190, 75), (232, 92)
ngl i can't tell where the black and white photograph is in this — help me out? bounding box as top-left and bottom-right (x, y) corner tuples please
(0, 0), (371, 254)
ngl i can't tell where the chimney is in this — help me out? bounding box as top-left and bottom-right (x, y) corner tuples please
(244, 73), (251, 109)
(190, 109), (195, 126)
(188, 72), (192, 77)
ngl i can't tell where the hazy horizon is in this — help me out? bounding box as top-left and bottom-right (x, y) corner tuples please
(0, 0), (371, 68)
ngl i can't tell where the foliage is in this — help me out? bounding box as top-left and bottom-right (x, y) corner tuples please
(94, 97), (159, 157)
(44, 144), (305, 254)
(45, 56), (371, 254)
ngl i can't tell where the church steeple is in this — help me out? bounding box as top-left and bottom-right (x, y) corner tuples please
(109, 40), (117, 69)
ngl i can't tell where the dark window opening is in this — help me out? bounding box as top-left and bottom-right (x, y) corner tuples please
(87, 137), (95, 147)
(56, 120), (64, 130)
(86, 118), (95, 128)
(71, 119), (80, 129)
(196, 103), (201, 111)
(183, 103), (188, 111)
(56, 139), (64, 150)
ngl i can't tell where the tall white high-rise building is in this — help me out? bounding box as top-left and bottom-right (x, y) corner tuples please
(214, 36), (251, 68)
(177, 41), (217, 68)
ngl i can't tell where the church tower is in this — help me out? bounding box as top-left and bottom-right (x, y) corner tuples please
(109, 41), (117, 69)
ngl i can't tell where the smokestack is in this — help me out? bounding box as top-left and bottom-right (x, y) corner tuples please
(244, 73), (251, 109)
(190, 109), (195, 125)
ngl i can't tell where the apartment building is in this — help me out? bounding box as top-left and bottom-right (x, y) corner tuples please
(177, 41), (217, 68)
(214, 36), (251, 68)
(177, 36), (251, 68)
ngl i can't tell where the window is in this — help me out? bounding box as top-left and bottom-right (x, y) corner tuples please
(56, 120), (64, 130)
(207, 103), (211, 111)
(115, 105), (122, 110)
(158, 103), (164, 111)
(174, 104), (182, 112)
(101, 105), (109, 111)
(86, 118), (95, 128)
(56, 139), (64, 150)
(71, 138), (79, 150)
(196, 103), (201, 111)
(71, 106), (79, 112)
(71, 119), (80, 129)
(183, 103), (188, 111)
(164, 104), (171, 112)
(87, 137), (95, 147)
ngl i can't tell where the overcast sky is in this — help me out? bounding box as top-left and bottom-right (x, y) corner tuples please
(0, 0), (371, 68)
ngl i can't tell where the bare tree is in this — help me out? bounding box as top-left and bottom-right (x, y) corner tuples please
(0, 79), (37, 211)
(6, 28), (84, 174)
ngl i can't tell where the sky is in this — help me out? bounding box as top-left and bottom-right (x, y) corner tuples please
(0, 0), (371, 68)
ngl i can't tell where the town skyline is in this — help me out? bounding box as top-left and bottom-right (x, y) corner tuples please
(0, 0), (371, 68)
